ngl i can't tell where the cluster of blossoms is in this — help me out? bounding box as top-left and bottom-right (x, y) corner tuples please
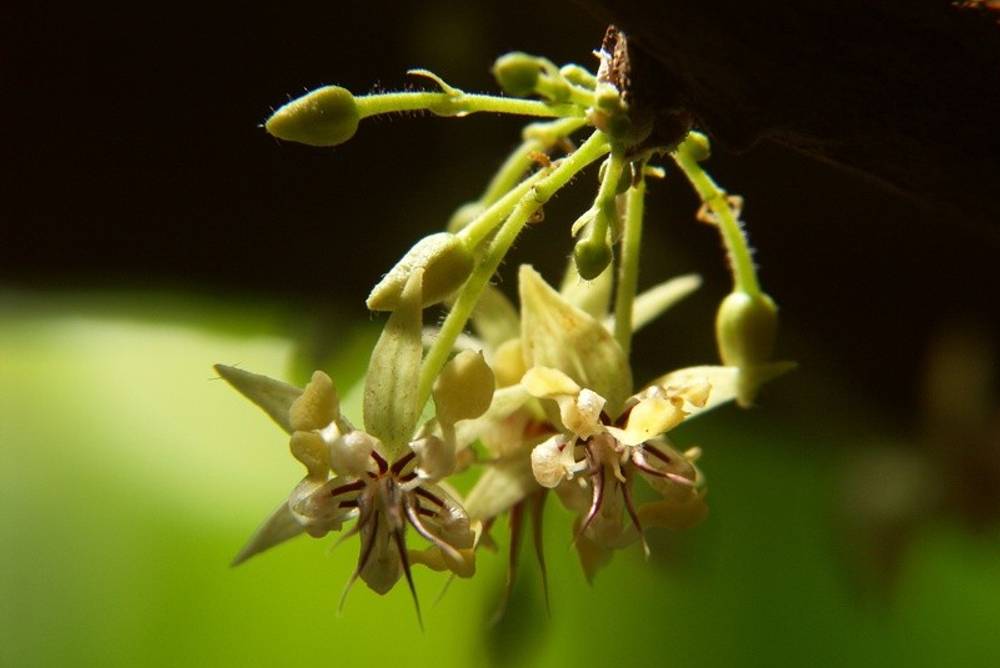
(217, 27), (792, 622)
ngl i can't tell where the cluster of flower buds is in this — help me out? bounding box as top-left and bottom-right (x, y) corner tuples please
(217, 26), (792, 623)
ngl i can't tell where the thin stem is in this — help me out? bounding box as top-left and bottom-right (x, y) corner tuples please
(480, 117), (588, 206)
(614, 175), (646, 356)
(457, 170), (546, 249)
(417, 131), (611, 409)
(672, 138), (761, 296)
(354, 92), (583, 120)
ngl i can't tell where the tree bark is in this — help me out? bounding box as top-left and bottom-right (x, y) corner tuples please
(587, 0), (1000, 225)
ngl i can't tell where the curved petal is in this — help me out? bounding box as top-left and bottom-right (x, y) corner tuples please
(607, 395), (685, 446)
(644, 366), (739, 419)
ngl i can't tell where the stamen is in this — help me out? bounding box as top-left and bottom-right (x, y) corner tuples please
(613, 404), (633, 427)
(403, 498), (463, 562)
(332, 502), (374, 550)
(530, 489), (551, 616)
(370, 450), (389, 474)
(491, 501), (524, 625)
(414, 487), (445, 507)
(576, 464), (605, 540)
(664, 472), (695, 487)
(390, 451), (416, 475)
(339, 510), (380, 614)
(642, 443), (672, 463)
(329, 479), (366, 497)
(631, 458), (669, 478)
(620, 479), (650, 558)
(392, 528), (423, 631)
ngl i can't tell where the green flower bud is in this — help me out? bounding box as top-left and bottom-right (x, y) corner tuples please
(367, 233), (474, 311)
(715, 291), (778, 368)
(492, 52), (541, 97)
(685, 131), (712, 162)
(265, 86), (359, 147)
(434, 350), (495, 425)
(573, 237), (612, 281)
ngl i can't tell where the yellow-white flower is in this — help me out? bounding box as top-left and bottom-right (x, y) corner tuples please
(216, 270), (493, 621)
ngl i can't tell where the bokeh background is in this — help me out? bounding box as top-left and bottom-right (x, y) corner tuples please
(3, 2), (999, 666)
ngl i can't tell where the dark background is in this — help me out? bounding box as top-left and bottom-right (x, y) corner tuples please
(3, 1), (999, 422)
(4, 4), (1000, 665)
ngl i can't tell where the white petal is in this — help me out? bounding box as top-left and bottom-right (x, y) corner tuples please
(530, 435), (578, 488)
(325, 427), (376, 477)
(560, 388), (606, 439)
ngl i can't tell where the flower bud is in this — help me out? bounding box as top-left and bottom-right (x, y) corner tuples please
(492, 52), (541, 97)
(684, 131), (712, 162)
(573, 236), (612, 280)
(367, 233), (474, 311)
(265, 86), (359, 147)
(715, 291), (778, 368)
(434, 350), (495, 425)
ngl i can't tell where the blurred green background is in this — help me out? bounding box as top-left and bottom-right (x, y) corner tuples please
(4, 293), (999, 667)
(4, 1), (999, 666)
